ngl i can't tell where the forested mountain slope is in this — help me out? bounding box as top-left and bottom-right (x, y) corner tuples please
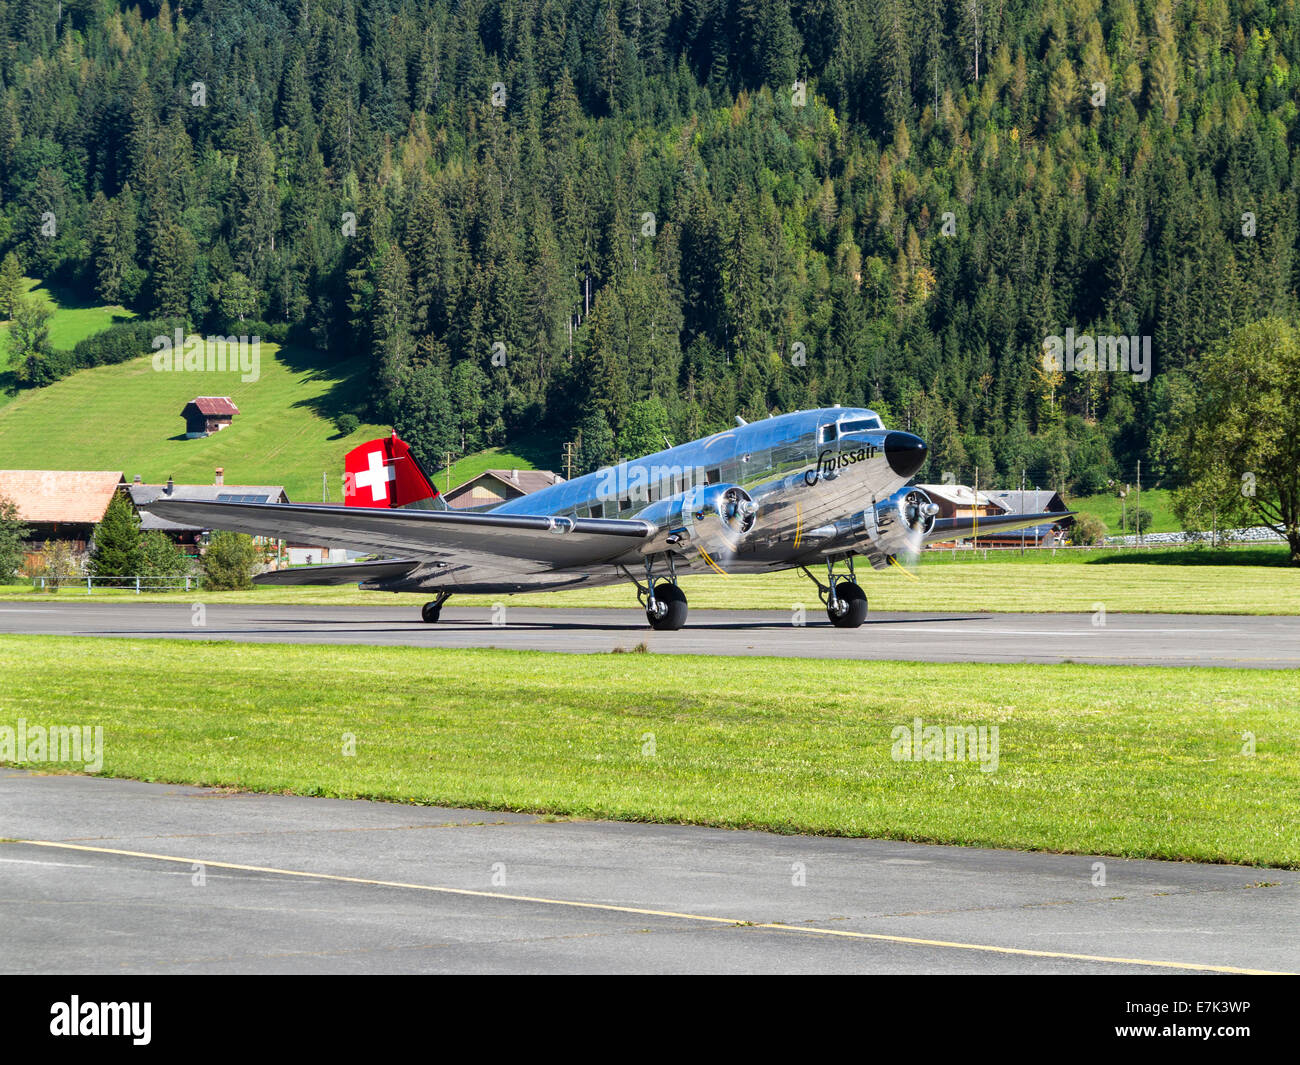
(3, 0), (1296, 492)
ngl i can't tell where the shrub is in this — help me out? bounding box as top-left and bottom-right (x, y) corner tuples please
(18, 345), (75, 386)
(240, 319), (289, 344)
(201, 531), (260, 590)
(1069, 512), (1108, 546)
(336, 413), (360, 435)
(29, 540), (82, 591)
(72, 317), (187, 368)
(139, 531), (194, 580)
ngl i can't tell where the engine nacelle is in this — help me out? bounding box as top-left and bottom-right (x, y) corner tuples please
(638, 482), (757, 558)
(853, 486), (939, 570)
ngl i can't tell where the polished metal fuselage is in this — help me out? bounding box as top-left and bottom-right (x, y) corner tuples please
(475, 407), (911, 584)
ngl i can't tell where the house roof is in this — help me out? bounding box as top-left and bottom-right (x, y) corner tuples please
(915, 483), (1004, 509)
(449, 469), (564, 496)
(129, 483), (288, 532)
(184, 396), (239, 416)
(985, 490), (1067, 514)
(0, 470), (125, 523)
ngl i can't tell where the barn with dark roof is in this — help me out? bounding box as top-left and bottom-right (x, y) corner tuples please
(181, 397), (239, 438)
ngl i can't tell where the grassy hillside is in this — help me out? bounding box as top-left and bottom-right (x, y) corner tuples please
(39, 286), (135, 350)
(0, 282), (557, 498)
(438, 440), (553, 495)
(0, 341), (395, 502)
(0, 280), (134, 411)
(1068, 487), (1181, 536)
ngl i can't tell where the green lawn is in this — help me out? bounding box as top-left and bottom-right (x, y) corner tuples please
(1, 636), (1296, 867)
(5, 546), (1296, 614)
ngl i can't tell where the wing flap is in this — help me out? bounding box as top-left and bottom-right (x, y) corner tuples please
(254, 558), (422, 586)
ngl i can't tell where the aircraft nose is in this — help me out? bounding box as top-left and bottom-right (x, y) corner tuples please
(884, 431), (928, 478)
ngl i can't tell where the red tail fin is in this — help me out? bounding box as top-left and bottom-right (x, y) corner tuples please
(344, 433), (442, 509)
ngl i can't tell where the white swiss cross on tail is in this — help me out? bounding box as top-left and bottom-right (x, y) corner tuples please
(343, 432), (441, 510)
(354, 448), (396, 502)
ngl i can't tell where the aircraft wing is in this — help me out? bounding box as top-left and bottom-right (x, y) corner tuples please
(252, 558), (425, 586)
(143, 499), (654, 574)
(923, 511), (1072, 544)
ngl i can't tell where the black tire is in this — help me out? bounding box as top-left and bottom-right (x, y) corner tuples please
(827, 582), (867, 628)
(421, 601), (443, 623)
(646, 584), (688, 630)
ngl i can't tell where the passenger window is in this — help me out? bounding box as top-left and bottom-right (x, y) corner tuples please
(706, 467), (721, 485)
(589, 504), (603, 518)
(819, 423), (838, 444)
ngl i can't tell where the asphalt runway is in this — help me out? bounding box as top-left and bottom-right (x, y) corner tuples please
(2, 769), (1295, 975)
(1, 601), (1298, 666)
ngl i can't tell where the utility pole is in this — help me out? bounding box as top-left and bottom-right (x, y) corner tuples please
(1020, 468), (1026, 556)
(562, 441), (576, 482)
(443, 452), (455, 495)
(1136, 461), (1142, 546)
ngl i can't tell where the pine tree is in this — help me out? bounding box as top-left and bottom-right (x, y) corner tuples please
(574, 409), (616, 473)
(149, 222), (196, 320)
(617, 397), (671, 459)
(90, 193), (136, 304)
(90, 492), (142, 580)
(391, 362), (453, 471)
(0, 253), (23, 318)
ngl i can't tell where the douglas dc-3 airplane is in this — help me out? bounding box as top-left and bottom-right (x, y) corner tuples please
(144, 407), (1065, 630)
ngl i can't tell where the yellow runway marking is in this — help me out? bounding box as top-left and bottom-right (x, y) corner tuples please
(10, 839), (1290, 975)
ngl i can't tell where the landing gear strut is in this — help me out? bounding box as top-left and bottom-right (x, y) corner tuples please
(421, 591), (451, 623)
(625, 556), (689, 630)
(801, 556), (868, 628)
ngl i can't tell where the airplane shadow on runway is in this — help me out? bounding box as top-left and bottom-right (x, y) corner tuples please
(240, 613), (993, 632)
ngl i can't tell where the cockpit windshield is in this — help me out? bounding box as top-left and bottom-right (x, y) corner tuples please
(839, 414), (883, 433)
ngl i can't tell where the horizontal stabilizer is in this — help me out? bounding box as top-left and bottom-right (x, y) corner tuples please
(927, 510), (1073, 542)
(254, 558), (421, 586)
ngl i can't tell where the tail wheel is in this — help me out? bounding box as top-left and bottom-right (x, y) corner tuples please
(421, 601), (443, 623)
(827, 582), (867, 628)
(646, 584), (688, 631)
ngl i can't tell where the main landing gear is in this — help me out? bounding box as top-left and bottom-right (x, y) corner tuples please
(421, 591), (451, 623)
(627, 556), (689, 630)
(802, 556), (868, 628)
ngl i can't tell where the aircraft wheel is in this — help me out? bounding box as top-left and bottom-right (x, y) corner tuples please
(827, 582), (867, 628)
(421, 600), (443, 624)
(646, 584), (688, 631)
